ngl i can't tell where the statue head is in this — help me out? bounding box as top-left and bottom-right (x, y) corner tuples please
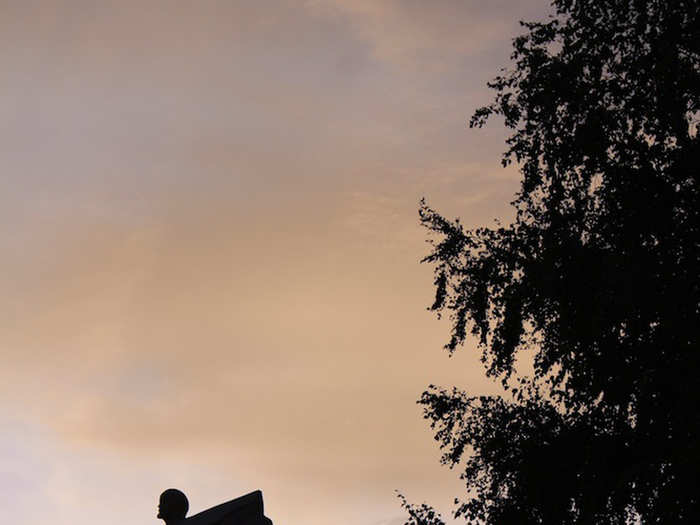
(158, 489), (189, 523)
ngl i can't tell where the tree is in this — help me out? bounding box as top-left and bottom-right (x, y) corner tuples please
(413, 1), (700, 523)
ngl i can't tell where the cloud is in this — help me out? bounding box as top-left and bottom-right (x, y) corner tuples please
(305, 0), (551, 69)
(1, 1), (552, 524)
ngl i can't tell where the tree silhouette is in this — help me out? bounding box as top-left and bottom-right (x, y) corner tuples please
(413, 1), (700, 523)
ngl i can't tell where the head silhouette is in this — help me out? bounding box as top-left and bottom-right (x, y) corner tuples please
(158, 489), (189, 523)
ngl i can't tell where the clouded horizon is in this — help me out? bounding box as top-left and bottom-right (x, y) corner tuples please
(1, 2), (552, 524)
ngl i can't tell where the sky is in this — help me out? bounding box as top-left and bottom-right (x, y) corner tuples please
(1, 1), (552, 524)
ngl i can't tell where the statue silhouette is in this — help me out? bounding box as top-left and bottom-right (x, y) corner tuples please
(158, 489), (189, 525)
(158, 489), (273, 525)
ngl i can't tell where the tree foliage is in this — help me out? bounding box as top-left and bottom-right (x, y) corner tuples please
(416, 0), (700, 523)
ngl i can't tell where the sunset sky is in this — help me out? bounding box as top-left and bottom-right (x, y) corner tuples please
(1, 2), (553, 524)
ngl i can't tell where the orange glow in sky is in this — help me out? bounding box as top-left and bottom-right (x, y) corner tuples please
(1, 2), (552, 524)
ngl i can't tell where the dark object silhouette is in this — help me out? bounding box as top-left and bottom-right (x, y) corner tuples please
(409, 0), (700, 523)
(158, 489), (273, 525)
(158, 489), (190, 524)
